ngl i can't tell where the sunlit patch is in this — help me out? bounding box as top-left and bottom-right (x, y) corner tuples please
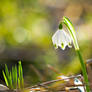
(13, 27), (27, 43)
(31, 18), (50, 39)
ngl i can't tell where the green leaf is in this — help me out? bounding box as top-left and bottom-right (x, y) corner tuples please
(2, 61), (24, 89)
(9, 71), (13, 89)
(18, 77), (20, 89)
(18, 61), (24, 89)
(15, 65), (18, 87)
(5, 64), (9, 79)
(5, 64), (10, 87)
(12, 67), (15, 88)
(2, 70), (9, 86)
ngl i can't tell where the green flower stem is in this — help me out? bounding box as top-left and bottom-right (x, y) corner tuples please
(77, 50), (90, 92)
(62, 16), (79, 50)
(60, 16), (90, 92)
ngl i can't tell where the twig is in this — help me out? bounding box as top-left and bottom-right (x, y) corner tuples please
(26, 75), (82, 89)
(47, 64), (60, 74)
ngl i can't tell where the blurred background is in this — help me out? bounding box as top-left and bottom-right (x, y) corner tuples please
(0, 0), (92, 87)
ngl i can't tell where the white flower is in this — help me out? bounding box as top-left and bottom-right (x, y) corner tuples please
(52, 29), (72, 50)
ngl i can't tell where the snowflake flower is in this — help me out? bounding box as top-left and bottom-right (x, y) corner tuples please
(52, 29), (72, 50)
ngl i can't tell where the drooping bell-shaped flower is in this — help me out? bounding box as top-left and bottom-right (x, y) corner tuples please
(52, 29), (72, 50)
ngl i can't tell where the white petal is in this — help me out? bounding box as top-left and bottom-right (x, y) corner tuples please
(62, 30), (72, 47)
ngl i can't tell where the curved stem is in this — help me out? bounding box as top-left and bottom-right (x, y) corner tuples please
(61, 16), (90, 92)
(62, 16), (79, 50)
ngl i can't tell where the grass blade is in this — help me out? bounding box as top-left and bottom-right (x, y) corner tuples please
(2, 70), (9, 86)
(2, 61), (24, 90)
(15, 65), (18, 88)
(5, 64), (9, 80)
(9, 71), (13, 89)
(18, 77), (20, 89)
(18, 61), (24, 89)
(12, 66), (15, 88)
(5, 64), (11, 87)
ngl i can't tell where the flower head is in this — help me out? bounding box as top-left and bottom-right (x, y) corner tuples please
(52, 29), (72, 50)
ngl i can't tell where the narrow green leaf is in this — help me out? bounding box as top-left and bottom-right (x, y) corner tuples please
(9, 71), (13, 89)
(18, 77), (20, 89)
(15, 65), (18, 88)
(5, 64), (10, 86)
(2, 70), (9, 86)
(18, 61), (24, 89)
(12, 66), (15, 88)
(2, 61), (24, 90)
(5, 64), (9, 79)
